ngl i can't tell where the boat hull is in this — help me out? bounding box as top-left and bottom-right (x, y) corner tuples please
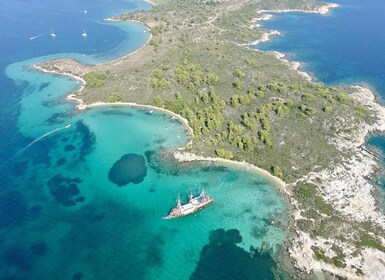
(162, 198), (213, 219)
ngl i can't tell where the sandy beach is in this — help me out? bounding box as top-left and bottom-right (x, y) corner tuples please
(173, 151), (287, 192)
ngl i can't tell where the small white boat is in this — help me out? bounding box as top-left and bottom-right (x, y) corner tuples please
(50, 28), (56, 37)
(84, 8), (88, 14)
(82, 29), (87, 37)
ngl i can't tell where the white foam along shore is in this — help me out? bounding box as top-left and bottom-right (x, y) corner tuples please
(309, 86), (385, 227)
(33, 60), (288, 195)
(248, 3), (340, 81)
(250, 3), (385, 278)
(250, 0), (385, 229)
(33, 2), (385, 277)
(288, 86), (385, 279)
(173, 151), (287, 192)
(257, 3), (339, 16)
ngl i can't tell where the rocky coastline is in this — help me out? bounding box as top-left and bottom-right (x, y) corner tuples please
(32, 1), (385, 279)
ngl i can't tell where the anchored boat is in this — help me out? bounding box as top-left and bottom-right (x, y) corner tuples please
(163, 190), (213, 219)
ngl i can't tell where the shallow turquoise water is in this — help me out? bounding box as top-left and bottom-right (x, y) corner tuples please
(1, 64), (289, 278)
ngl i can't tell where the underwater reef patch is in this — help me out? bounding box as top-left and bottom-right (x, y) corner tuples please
(2, 246), (32, 272)
(108, 154), (147, 186)
(47, 174), (84, 206)
(190, 228), (277, 280)
(101, 109), (133, 117)
(75, 120), (96, 160)
(38, 82), (50, 92)
(56, 157), (67, 166)
(64, 144), (75, 152)
(46, 112), (71, 125)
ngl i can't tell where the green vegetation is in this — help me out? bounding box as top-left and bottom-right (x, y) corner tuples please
(76, 0), (375, 183)
(50, 0), (385, 277)
(109, 88), (122, 103)
(311, 246), (346, 268)
(354, 106), (370, 117)
(356, 234), (385, 252)
(270, 165), (282, 177)
(311, 246), (326, 261)
(83, 71), (106, 88)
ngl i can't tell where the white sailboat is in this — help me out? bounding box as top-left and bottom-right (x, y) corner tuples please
(50, 28), (56, 37)
(84, 8), (88, 14)
(82, 28), (87, 37)
(163, 189), (213, 219)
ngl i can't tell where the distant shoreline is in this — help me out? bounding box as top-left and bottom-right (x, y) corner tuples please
(247, 3), (340, 81)
(257, 3), (339, 16)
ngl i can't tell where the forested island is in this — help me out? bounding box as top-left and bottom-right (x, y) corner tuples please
(37, 0), (385, 278)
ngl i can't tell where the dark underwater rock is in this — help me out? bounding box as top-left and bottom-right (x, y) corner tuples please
(108, 154), (147, 186)
(47, 174), (84, 206)
(64, 144), (76, 152)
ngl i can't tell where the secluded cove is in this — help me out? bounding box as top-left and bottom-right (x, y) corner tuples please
(0, 75), (291, 278)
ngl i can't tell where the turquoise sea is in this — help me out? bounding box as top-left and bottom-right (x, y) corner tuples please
(0, 0), (289, 279)
(256, 0), (385, 201)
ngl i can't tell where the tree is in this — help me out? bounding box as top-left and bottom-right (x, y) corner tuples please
(259, 130), (272, 146)
(242, 135), (255, 152)
(215, 148), (233, 159)
(271, 165), (282, 177)
(323, 105), (332, 113)
(233, 79), (243, 89)
(234, 68), (246, 78)
(256, 90), (265, 99)
(301, 93), (316, 102)
(229, 94), (240, 108)
(154, 95), (165, 107)
(109, 88), (122, 103)
(83, 71), (106, 88)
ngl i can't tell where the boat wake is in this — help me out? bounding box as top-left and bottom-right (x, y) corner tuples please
(4, 124), (71, 164)
(29, 32), (50, 40)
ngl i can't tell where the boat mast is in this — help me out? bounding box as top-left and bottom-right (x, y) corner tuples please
(201, 188), (206, 197)
(189, 191), (193, 202)
(176, 193), (181, 208)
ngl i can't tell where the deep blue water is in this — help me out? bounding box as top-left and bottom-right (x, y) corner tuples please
(256, 0), (385, 196)
(0, 0), (150, 162)
(256, 0), (385, 94)
(0, 0), (289, 279)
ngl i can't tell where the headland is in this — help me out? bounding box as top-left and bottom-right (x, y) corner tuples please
(34, 0), (385, 278)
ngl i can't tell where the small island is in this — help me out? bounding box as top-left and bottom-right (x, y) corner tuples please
(36, 0), (385, 278)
